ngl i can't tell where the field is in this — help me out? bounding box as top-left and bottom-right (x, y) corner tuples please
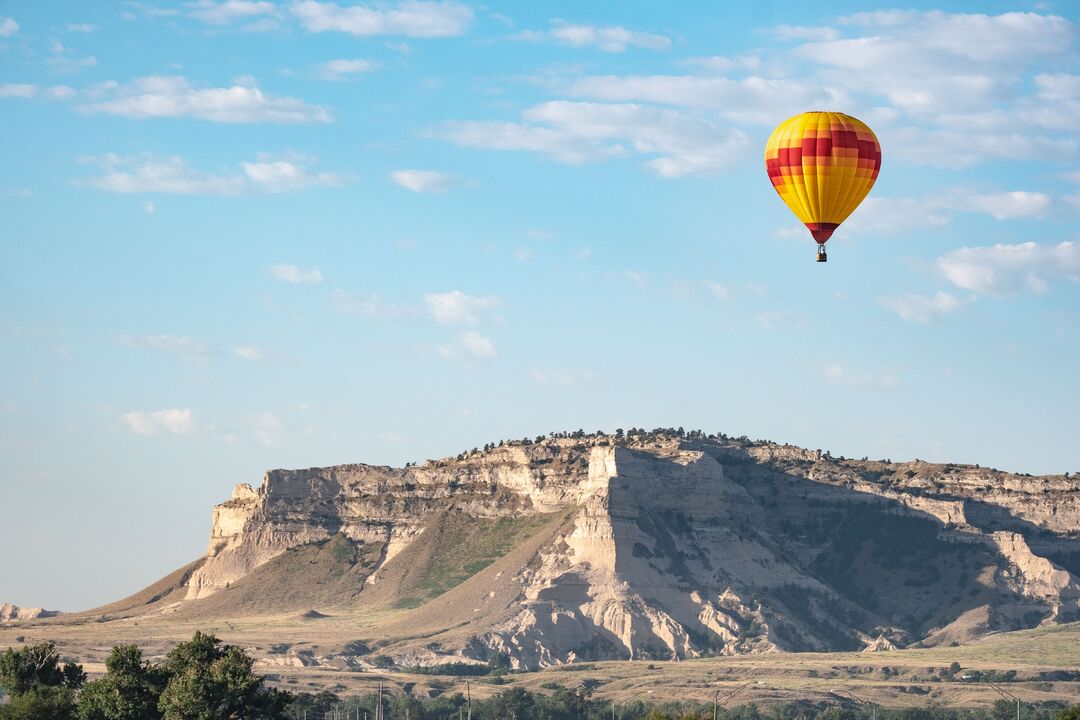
(6, 617), (1075, 709)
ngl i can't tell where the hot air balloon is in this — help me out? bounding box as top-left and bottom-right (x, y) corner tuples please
(765, 111), (881, 262)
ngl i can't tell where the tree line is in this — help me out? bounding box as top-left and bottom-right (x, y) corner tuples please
(2, 635), (1078, 720)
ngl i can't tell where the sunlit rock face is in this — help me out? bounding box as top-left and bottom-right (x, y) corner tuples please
(166, 432), (1079, 668)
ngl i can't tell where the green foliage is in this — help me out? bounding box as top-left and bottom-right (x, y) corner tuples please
(392, 513), (554, 609)
(1057, 705), (1080, 720)
(77, 644), (167, 720)
(0, 685), (77, 720)
(0, 642), (84, 696)
(157, 631), (291, 719)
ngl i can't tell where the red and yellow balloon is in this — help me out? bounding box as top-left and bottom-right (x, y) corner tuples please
(765, 111), (881, 262)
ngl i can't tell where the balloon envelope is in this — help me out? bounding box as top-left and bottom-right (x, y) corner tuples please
(765, 111), (881, 244)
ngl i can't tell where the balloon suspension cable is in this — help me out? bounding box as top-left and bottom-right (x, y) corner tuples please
(816, 244), (828, 263)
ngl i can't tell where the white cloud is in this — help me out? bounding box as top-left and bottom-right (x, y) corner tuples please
(439, 101), (750, 177)
(823, 364), (898, 388)
(248, 411), (282, 446)
(233, 345), (292, 363)
(82, 154), (343, 195)
(66, 23), (98, 32)
(122, 408), (195, 436)
(0, 84), (79, 100)
(46, 41), (97, 74)
(0, 17), (18, 36)
(291, 0), (473, 37)
(78, 76), (331, 123)
(269, 265), (323, 284)
(684, 54), (761, 73)
(0, 84), (37, 98)
(47, 85), (76, 100)
(936, 241), (1080, 295)
(705, 281), (730, 301)
(512, 21), (670, 52)
(885, 126), (1076, 169)
(951, 191), (1050, 220)
(791, 11), (1075, 122)
(389, 169), (463, 193)
(841, 196), (952, 236)
(757, 310), (807, 331)
(83, 155), (244, 195)
(438, 330), (496, 359)
(242, 158), (343, 192)
(424, 290), (496, 325)
(460, 330), (495, 358)
(316, 58), (379, 80)
(775, 24), (839, 41)
(878, 291), (972, 323)
(529, 367), (596, 387)
(188, 0), (277, 24)
(118, 333), (211, 366)
(566, 74), (843, 124)
(330, 289), (410, 318)
(1035, 73), (1080, 101)
(844, 190), (1052, 236)
(625, 270), (646, 287)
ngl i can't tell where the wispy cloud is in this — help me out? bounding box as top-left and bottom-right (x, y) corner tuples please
(389, 169), (464, 193)
(878, 291), (973, 323)
(775, 24), (839, 42)
(117, 333), (211, 366)
(823, 364), (898, 388)
(81, 153), (343, 195)
(843, 190), (1051, 236)
(247, 411), (283, 446)
(269, 265), (323, 284)
(0, 17), (18, 36)
(423, 291), (496, 325)
(438, 330), (495, 359)
(77, 76), (331, 123)
(291, 0), (473, 37)
(122, 408), (195, 436)
(188, 0), (278, 25)
(439, 101), (750, 177)
(511, 20), (670, 52)
(330, 290), (410, 318)
(315, 58), (379, 80)
(936, 241), (1080, 295)
(46, 41), (97, 74)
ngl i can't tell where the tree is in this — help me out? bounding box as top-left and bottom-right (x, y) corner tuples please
(1058, 705), (1080, 720)
(157, 632), (291, 719)
(0, 642), (84, 696)
(78, 644), (166, 720)
(0, 642), (83, 720)
(0, 685), (77, 720)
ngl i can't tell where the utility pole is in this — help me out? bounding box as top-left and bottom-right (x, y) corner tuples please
(614, 690), (654, 720)
(830, 687), (877, 720)
(984, 679), (1021, 720)
(466, 681), (472, 720)
(714, 681), (753, 720)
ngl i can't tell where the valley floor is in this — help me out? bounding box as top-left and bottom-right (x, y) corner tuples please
(7, 619), (1075, 709)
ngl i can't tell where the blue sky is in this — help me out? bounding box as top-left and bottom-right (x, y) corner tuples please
(2, 1), (1079, 610)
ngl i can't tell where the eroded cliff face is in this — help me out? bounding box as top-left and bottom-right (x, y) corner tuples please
(164, 434), (1078, 667)
(0, 603), (60, 624)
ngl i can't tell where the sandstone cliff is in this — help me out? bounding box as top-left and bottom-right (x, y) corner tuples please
(0, 603), (60, 624)
(31, 432), (1080, 670)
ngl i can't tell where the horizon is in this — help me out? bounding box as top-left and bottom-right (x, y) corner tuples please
(3, 0), (1080, 611)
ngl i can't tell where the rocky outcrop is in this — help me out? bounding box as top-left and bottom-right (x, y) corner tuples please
(107, 432), (1080, 668)
(0, 603), (60, 624)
